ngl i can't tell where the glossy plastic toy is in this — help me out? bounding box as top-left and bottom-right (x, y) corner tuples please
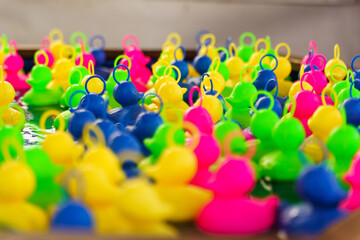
(75, 40), (96, 69)
(225, 66), (258, 128)
(0, 104), (25, 163)
(0, 65), (21, 126)
(341, 150), (360, 211)
(106, 55), (132, 109)
(49, 29), (66, 61)
(304, 55), (327, 95)
(301, 40), (323, 69)
(308, 87), (342, 142)
(327, 114), (360, 179)
(49, 45), (76, 91)
(253, 54), (278, 91)
(198, 33), (216, 59)
(116, 178), (177, 237)
(342, 81), (360, 127)
(260, 100), (307, 181)
(67, 90), (97, 140)
(204, 56), (226, 94)
(107, 64), (146, 126)
(37, 37), (55, 68)
(145, 122), (213, 222)
(3, 40), (30, 91)
(25, 145), (63, 209)
(23, 50), (63, 106)
(211, 47), (230, 81)
(237, 32), (256, 63)
(292, 72), (321, 136)
(184, 86), (220, 188)
(325, 44), (346, 82)
(171, 46), (189, 80)
(225, 43), (245, 81)
(196, 134), (278, 235)
(250, 91), (280, 162)
(279, 164), (348, 236)
(0, 137), (48, 232)
(194, 76), (224, 124)
(41, 110), (84, 171)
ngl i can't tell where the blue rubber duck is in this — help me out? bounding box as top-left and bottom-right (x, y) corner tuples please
(278, 164), (348, 236)
(126, 93), (164, 156)
(107, 65), (146, 127)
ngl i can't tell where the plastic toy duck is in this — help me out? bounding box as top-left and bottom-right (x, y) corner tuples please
(106, 55), (132, 109)
(81, 124), (125, 185)
(260, 100), (308, 181)
(144, 122), (213, 222)
(270, 43), (293, 97)
(327, 121), (360, 180)
(225, 43), (245, 81)
(61, 64), (88, 108)
(0, 66), (22, 127)
(225, 66), (258, 128)
(66, 125), (129, 234)
(116, 178), (177, 237)
(143, 122), (186, 166)
(303, 88), (342, 163)
(48, 45), (75, 91)
(3, 40), (30, 91)
(48, 29), (66, 62)
(341, 150), (360, 211)
(291, 72), (321, 137)
(0, 137), (48, 232)
(23, 50), (63, 106)
(67, 164), (129, 234)
(279, 164), (348, 236)
(107, 65), (146, 127)
(196, 138), (279, 235)
(250, 91), (280, 163)
(203, 56), (225, 94)
(25, 146), (63, 209)
(121, 35), (151, 93)
(194, 75), (224, 124)
(41, 110), (84, 179)
(184, 86), (220, 188)
(0, 105), (25, 163)
(152, 66), (189, 122)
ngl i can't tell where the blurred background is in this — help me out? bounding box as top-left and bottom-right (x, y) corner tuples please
(0, 0), (359, 63)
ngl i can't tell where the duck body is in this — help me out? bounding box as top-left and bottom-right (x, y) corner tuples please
(197, 196), (278, 235)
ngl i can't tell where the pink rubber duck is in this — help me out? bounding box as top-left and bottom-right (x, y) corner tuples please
(36, 37), (55, 68)
(184, 86), (220, 189)
(196, 143), (279, 235)
(341, 150), (360, 211)
(292, 72), (321, 136)
(301, 40), (323, 69)
(121, 35), (151, 92)
(75, 40), (96, 69)
(3, 41), (30, 91)
(304, 55), (327, 95)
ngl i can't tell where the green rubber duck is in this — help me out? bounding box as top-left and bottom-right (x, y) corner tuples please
(260, 115), (308, 181)
(327, 124), (360, 180)
(23, 63), (62, 106)
(225, 81), (257, 128)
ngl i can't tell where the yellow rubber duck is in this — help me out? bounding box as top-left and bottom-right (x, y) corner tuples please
(0, 137), (48, 232)
(152, 65), (189, 122)
(67, 163), (129, 235)
(0, 66), (22, 127)
(40, 110), (84, 182)
(116, 178), (177, 237)
(144, 122), (213, 222)
(48, 45), (75, 91)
